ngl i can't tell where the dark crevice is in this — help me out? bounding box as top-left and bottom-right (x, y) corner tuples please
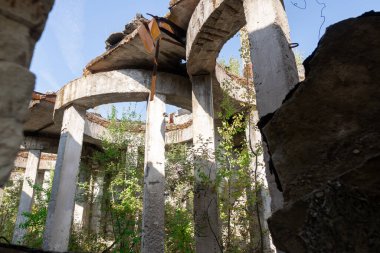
(257, 113), (283, 192)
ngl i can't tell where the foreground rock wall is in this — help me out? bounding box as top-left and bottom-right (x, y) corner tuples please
(261, 11), (380, 253)
(0, 0), (54, 186)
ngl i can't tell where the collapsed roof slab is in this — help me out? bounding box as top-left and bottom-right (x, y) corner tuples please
(85, 0), (200, 76)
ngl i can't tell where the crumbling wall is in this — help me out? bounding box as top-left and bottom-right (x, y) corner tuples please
(0, 0), (54, 186)
(260, 11), (380, 253)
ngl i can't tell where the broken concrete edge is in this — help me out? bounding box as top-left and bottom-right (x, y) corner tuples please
(84, 28), (142, 74)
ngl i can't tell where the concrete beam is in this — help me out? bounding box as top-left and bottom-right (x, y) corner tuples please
(54, 69), (192, 121)
(12, 149), (41, 244)
(142, 94), (166, 253)
(191, 74), (221, 253)
(14, 152), (56, 171)
(186, 0), (245, 75)
(43, 105), (86, 252)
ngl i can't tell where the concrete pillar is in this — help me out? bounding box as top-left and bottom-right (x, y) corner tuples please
(90, 171), (104, 234)
(41, 170), (51, 201)
(243, 0), (298, 214)
(43, 105), (86, 252)
(247, 111), (277, 253)
(191, 74), (221, 253)
(73, 166), (90, 230)
(12, 149), (41, 244)
(243, 0), (299, 117)
(141, 94), (166, 253)
(0, 186), (4, 206)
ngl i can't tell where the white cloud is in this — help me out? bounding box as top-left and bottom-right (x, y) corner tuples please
(50, 0), (86, 75)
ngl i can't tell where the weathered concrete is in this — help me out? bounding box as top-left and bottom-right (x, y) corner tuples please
(247, 112), (276, 253)
(73, 166), (90, 230)
(90, 171), (104, 234)
(142, 94), (166, 253)
(54, 69), (192, 120)
(0, 0), (54, 187)
(243, 0), (298, 117)
(186, 0), (245, 75)
(14, 152), (56, 171)
(41, 170), (51, 201)
(43, 105), (86, 252)
(263, 12), (380, 253)
(191, 74), (221, 253)
(12, 149), (41, 244)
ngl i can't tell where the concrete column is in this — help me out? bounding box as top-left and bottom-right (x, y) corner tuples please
(247, 111), (277, 253)
(12, 149), (41, 244)
(43, 105), (86, 252)
(192, 74), (221, 253)
(73, 166), (90, 230)
(243, 0), (299, 117)
(243, 0), (298, 214)
(0, 187), (4, 206)
(90, 171), (104, 234)
(141, 94), (166, 253)
(41, 170), (51, 201)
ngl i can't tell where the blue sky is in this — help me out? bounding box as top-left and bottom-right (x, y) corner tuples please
(30, 0), (380, 118)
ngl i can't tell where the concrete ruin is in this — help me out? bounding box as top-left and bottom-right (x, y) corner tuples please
(0, 0), (379, 252)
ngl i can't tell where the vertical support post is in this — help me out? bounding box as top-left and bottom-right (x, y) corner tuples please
(73, 166), (90, 230)
(0, 186), (4, 206)
(243, 0), (299, 117)
(43, 105), (86, 252)
(192, 74), (221, 253)
(247, 111), (278, 253)
(243, 0), (298, 212)
(41, 170), (51, 201)
(90, 170), (104, 234)
(141, 94), (166, 253)
(12, 149), (41, 244)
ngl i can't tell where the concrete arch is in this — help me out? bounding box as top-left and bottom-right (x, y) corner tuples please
(186, 0), (245, 75)
(54, 69), (192, 120)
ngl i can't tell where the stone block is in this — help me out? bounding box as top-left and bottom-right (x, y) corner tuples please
(261, 12), (380, 203)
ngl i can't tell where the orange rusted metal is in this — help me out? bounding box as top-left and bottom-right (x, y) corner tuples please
(138, 25), (155, 54)
(149, 18), (162, 43)
(150, 39), (161, 101)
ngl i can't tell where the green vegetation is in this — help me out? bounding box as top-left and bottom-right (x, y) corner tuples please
(0, 54), (266, 252)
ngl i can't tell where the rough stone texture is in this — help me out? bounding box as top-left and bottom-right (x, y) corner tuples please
(0, 0), (54, 187)
(0, 63), (35, 187)
(43, 106), (86, 252)
(13, 150), (41, 244)
(263, 12), (380, 203)
(142, 94), (166, 253)
(186, 0), (245, 75)
(263, 12), (380, 253)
